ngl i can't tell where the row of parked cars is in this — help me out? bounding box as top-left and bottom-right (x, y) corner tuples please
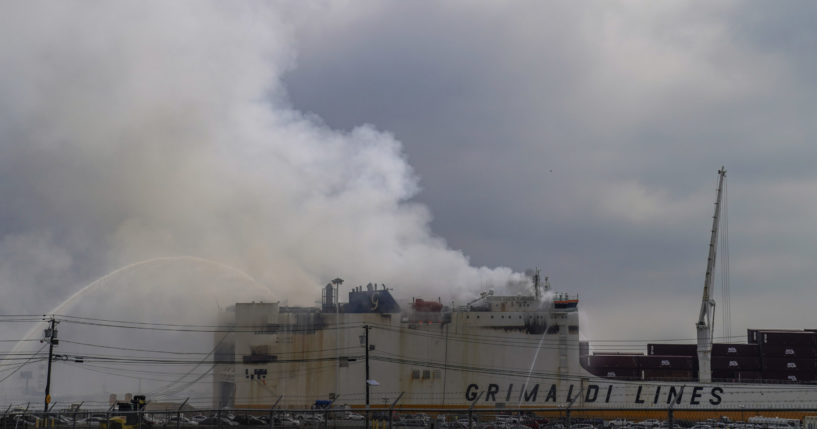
(151, 411), (368, 427)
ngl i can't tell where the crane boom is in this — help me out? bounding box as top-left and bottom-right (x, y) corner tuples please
(697, 166), (726, 383)
(699, 167), (726, 324)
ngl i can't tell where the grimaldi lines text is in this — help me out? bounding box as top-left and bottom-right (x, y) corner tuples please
(464, 382), (724, 406)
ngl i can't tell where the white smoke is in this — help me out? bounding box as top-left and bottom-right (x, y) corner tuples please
(0, 1), (522, 315)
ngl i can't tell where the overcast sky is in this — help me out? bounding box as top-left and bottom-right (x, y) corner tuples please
(282, 1), (817, 343)
(2, 1), (817, 360)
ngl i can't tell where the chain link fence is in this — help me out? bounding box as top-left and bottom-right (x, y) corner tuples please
(1, 407), (814, 429)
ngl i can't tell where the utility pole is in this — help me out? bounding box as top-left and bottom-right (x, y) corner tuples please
(364, 325), (371, 429)
(332, 278), (343, 402)
(43, 316), (59, 413)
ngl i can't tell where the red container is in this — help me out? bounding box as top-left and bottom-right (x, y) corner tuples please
(642, 369), (696, 381)
(647, 344), (697, 356)
(712, 370), (762, 382)
(762, 371), (816, 382)
(759, 330), (817, 346)
(585, 366), (641, 378)
(761, 357), (816, 371)
(711, 343), (759, 356)
(760, 344), (816, 358)
(711, 356), (761, 370)
(587, 354), (641, 368)
(638, 355), (697, 370)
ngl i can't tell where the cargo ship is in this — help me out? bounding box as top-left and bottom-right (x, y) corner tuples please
(213, 168), (817, 415)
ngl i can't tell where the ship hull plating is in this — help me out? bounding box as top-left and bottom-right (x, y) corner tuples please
(214, 295), (817, 411)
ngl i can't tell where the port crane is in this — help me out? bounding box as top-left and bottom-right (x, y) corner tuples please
(697, 167), (726, 383)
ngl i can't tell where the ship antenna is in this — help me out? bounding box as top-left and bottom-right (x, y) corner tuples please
(696, 166), (726, 383)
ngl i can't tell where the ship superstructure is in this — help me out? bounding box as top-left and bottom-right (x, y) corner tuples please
(214, 280), (582, 410)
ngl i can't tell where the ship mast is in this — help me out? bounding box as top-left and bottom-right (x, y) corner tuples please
(697, 166), (726, 383)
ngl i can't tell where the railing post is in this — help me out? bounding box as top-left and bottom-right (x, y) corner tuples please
(269, 395), (282, 429)
(566, 409), (571, 429)
(668, 407), (674, 429)
(467, 391), (483, 429)
(387, 392), (404, 429)
(175, 397), (188, 429)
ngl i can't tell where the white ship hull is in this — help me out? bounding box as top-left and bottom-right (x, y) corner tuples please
(214, 289), (817, 413)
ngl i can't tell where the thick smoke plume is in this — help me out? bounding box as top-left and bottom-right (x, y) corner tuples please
(0, 2), (522, 318)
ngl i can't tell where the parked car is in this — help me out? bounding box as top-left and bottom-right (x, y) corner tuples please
(273, 416), (300, 427)
(191, 415), (209, 423)
(197, 417), (239, 426)
(232, 415), (265, 426)
(164, 416), (199, 426)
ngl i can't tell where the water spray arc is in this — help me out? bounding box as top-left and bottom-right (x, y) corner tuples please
(13, 256), (270, 355)
(50, 256), (267, 317)
(9, 256), (274, 401)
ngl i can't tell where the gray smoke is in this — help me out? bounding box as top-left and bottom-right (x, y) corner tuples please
(0, 1), (531, 403)
(0, 2), (521, 318)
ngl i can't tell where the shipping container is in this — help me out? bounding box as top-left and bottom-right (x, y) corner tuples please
(711, 343), (759, 356)
(711, 356), (762, 371)
(586, 354), (641, 368)
(637, 355), (697, 370)
(647, 344), (697, 356)
(585, 366), (641, 378)
(712, 370), (763, 382)
(642, 369), (696, 381)
(759, 330), (817, 346)
(762, 357), (816, 372)
(760, 344), (816, 358)
(761, 371), (816, 382)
